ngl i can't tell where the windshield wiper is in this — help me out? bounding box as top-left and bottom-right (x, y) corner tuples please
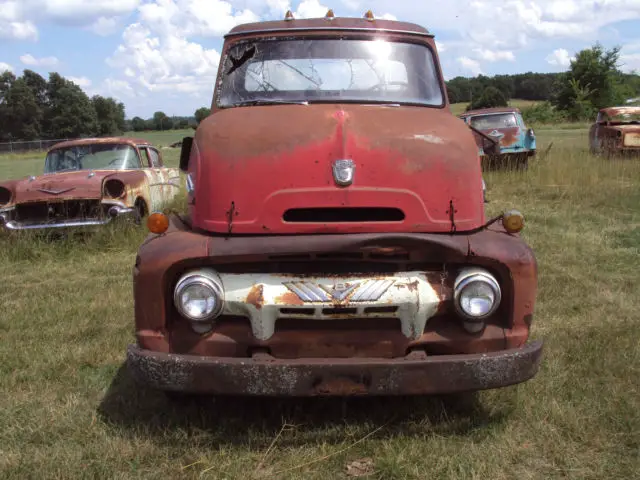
(229, 99), (309, 107)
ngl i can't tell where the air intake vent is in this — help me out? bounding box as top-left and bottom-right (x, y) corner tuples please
(283, 207), (405, 223)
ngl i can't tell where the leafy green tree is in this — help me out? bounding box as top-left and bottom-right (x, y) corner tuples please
(92, 95), (126, 135)
(0, 78), (42, 140)
(45, 73), (98, 138)
(466, 86), (508, 111)
(195, 107), (211, 124)
(153, 111), (171, 130)
(552, 44), (625, 119)
(131, 116), (146, 131)
(22, 70), (48, 108)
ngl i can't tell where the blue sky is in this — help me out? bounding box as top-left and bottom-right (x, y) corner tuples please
(2, 0), (640, 119)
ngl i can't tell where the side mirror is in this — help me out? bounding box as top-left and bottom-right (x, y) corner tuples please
(179, 137), (193, 172)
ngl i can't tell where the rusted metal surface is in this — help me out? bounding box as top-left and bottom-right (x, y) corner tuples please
(131, 215), (539, 393)
(0, 138), (181, 231)
(225, 17), (433, 38)
(127, 341), (543, 396)
(589, 106), (640, 155)
(128, 16), (541, 397)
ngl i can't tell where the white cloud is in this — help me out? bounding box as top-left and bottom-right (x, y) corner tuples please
(107, 23), (221, 96)
(0, 0), (140, 40)
(0, 61), (14, 72)
(68, 76), (92, 88)
(546, 48), (573, 67)
(294, 0), (329, 18)
(457, 56), (483, 76)
(473, 48), (516, 62)
(42, 0), (140, 24)
(139, 0), (259, 38)
(20, 53), (59, 67)
(88, 17), (118, 36)
(0, 1), (39, 41)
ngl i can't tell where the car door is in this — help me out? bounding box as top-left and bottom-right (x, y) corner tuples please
(140, 146), (181, 210)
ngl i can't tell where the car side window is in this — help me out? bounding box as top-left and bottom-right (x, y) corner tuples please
(148, 148), (162, 167)
(139, 147), (152, 168)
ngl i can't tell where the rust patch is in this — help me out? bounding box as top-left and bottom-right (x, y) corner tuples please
(274, 291), (304, 306)
(246, 284), (264, 309)
(313, 376), (369, 395)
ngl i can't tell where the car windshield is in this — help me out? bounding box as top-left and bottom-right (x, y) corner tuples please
(605, 110), (640, 124)
(44, 144), (140, 173)
(469, 113), (519, 129)
(217, 38), (444, 107)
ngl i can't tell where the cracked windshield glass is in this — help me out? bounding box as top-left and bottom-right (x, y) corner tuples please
(218, 38), (443, 107)
(44, 144), (140, 173)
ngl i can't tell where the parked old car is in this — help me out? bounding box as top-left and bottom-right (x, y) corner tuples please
(127, 11), (543, 398)
(589, 106), (640, 156)
(459, 107), (536, 170)
(0, 137), (181, 231)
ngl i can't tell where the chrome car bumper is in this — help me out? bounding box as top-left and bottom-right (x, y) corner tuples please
(0, 205), (135, 231)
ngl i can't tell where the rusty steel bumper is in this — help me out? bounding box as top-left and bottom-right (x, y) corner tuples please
(126, 341), (543, 396)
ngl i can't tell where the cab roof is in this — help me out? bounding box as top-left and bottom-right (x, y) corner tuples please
(225, 16), (432, 38)
(48, 137), (153, 152)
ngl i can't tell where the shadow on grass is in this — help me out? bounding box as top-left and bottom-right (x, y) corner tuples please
(97, 364), (512, 447)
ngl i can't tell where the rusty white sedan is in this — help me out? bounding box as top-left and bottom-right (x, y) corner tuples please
(0, 137), (182, 231)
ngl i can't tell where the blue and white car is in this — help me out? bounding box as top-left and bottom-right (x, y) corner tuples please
(459, 107), (536, 170)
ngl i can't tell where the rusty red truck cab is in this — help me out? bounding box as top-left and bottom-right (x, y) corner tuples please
(127, 11), (543, 397)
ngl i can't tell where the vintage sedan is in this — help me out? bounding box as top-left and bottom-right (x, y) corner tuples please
(0, 137), (181, 231)
(459, 107), (536, 170)
(589, 106), (640, 156)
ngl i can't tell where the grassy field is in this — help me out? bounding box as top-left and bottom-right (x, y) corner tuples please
(450, 99), (541, 116)
(1, 128), (639, 479)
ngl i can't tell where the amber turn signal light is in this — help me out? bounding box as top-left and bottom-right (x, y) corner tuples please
(502, 209), (525, 233)
(147, 212), (169, 234)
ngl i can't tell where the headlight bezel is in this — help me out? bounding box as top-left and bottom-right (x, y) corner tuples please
(453, 268), (502, 321)
(173, 270), (225, 323)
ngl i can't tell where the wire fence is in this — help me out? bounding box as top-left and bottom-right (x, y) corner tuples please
(0, 139), (72, 155)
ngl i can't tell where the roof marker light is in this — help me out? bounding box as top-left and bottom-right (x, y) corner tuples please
(284, 10), (294, 21)
(364, 10), (375, 21)
(325, 9), (335, 18)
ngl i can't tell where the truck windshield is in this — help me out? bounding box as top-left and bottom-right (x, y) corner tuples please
(217, 38), (444, 107)
(44, 144), (140, 173)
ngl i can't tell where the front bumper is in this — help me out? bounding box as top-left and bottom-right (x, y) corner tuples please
(126, 340), (543, 396)
(0, 205), (135, 231)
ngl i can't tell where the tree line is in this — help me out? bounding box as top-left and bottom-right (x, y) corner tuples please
(0, 70), (126, 142)
(452, 44), (640, 122)
(127, 107), (211, 132)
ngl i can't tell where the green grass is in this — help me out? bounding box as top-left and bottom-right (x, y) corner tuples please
(1, 129), (639, 479)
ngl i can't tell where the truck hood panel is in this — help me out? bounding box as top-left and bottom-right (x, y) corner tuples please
(192, 104), (484, 234)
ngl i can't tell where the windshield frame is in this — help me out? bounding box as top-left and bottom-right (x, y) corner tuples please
(214, 34), (446, 110)
(468, 113), (520, 130)
(44, 143), (142, 174)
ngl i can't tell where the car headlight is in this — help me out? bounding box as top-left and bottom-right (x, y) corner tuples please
(453, 268), (501, 321)
(174, 269), (224, 328)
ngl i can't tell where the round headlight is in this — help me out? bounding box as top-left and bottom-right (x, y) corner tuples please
(174, 270), (224, 322)
(454, 269), (501, 320)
